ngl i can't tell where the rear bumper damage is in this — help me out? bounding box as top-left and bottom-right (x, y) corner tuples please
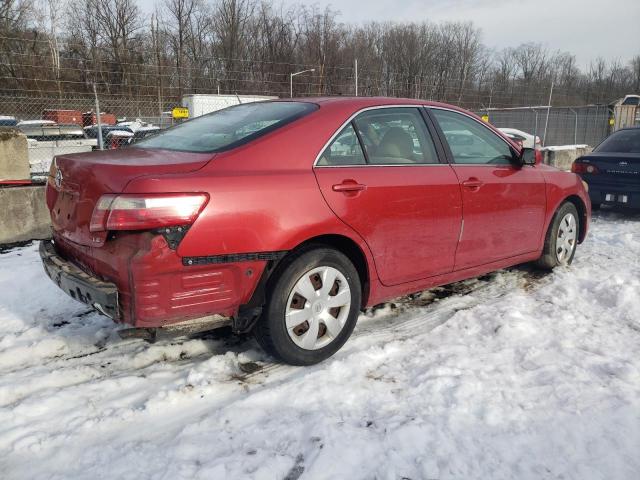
(40, 235), (273, 332)
(40, 239), (119, 319)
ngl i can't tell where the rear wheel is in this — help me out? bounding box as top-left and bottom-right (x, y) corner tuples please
(536, 202), (580, 269)
(254, 247), (361, 365)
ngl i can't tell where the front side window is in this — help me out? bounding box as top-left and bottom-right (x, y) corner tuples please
(136, 101), (317, 153)
(432, 109), (514, 165)
(353, 108), (439, 164)
(317, 124), (366, 166)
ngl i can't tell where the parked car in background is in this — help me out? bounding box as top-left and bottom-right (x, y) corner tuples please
(41, 98), (590, 366)
(84, 125), (134, 148)
(572, 126), (640, 209)
(621, 95), (640, 106)
(17, 119), (56, 127)
(19, 123), (88, 141)
(131, 126), (160, 143)
(0, 115), (17, 126)
(498, 127), (541, 149)
(84, 123), (160, 149)
(106, 130), (134, 149)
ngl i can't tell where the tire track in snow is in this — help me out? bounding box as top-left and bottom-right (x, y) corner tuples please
(1, 262), (551, 393)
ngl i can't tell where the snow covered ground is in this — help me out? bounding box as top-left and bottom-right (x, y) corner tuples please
(0, 209), (639, 480)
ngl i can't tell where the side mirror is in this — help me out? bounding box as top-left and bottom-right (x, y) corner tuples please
(517, 147), (537, 167)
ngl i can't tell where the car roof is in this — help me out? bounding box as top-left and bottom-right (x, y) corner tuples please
(272, 96), (518, 150)
(282, 96), (467, 111)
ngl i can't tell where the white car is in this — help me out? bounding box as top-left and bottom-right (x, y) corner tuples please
(498, 128), (541, 149)
(17, 119), (56, 126)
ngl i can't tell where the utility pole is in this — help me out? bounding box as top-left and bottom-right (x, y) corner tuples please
(290, 69), (315, 98)
(543, 81), (554, 147)
(93, 83), (104, 151)
(355, 59), (358, 96)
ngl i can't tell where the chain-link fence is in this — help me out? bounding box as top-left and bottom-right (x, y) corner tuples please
(0, 91), (615, 181)
(479, 105), (611, 147)
(0, 93), (185, 179)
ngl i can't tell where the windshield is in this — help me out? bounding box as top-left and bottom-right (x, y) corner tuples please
(594, 129), (640, 154)
(135, 101), (317, 153)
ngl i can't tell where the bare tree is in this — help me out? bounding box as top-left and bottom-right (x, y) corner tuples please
(213, 0), (256, 92)
(2, 0), (638, 106)
(161, 0), (201, 97)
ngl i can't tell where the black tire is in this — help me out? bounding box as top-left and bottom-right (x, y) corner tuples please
(536, 202), (580, 270)
(591, 202), (601, 211)
(254, 246), (362, 366)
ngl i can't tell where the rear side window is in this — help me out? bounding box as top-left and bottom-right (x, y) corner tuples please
(136, 101), (317, 153)
(354, 108), (439, 164)
(594, 129), (640, 153)
(317, 124), (366, 166)
(432, 109), (514, 165)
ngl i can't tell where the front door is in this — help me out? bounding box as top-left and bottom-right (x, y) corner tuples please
(314, 107), (463, 286)
(429, 108), (546, 270)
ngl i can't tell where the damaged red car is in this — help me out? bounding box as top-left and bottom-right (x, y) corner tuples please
(41, 97), (590, 365)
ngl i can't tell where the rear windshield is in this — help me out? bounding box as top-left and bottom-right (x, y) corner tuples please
(135, 101), (317, 153)
(594, 129), (640, 154)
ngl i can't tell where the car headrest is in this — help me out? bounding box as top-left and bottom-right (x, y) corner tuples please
(378, 127), (414, 160)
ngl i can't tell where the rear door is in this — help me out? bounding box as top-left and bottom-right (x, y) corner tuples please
(428, 108), (546, 270)
(314, 106), (462, 286)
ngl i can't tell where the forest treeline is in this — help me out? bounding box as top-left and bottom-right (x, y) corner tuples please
(1, 0), (639, 108)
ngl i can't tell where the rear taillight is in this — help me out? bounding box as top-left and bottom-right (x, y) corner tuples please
(571, 162), (599, 174)
(90, 193), (209, 232)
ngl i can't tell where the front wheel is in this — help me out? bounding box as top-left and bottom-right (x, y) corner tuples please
(536, 202), (580, 269)
(254, 247), (362, 366)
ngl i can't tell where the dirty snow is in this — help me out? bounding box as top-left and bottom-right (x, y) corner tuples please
(0, 209), (639, 480)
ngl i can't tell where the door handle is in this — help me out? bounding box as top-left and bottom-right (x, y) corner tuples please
(462, 178), (484, 190)
(332, 181), (367, 193)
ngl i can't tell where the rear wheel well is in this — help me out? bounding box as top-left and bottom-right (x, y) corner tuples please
(236, 235), (370, 333)
(287, 234), (370, 307)
(562, 195), (588, 243)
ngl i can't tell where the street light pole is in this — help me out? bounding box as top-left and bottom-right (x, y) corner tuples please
(290, 68), (315, 98)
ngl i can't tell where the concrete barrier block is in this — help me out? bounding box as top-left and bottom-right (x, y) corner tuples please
(0, 128), (30, 181)
(542, 145), (593, 171)
(0, 186), (51, 245)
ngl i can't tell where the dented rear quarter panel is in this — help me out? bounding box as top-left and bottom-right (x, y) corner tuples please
(123, 101), (382, 280)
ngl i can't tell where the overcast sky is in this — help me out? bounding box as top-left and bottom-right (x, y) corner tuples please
(138, 0), (639, 69)
(277, 0), (639, 69)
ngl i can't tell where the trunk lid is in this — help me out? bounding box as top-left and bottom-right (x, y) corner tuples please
(47, 147), (213, 247)
(579, 152), (640, 185)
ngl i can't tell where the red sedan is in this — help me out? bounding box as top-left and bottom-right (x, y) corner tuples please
(41, 97), (590, 365)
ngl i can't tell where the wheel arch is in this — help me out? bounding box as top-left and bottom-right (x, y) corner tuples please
(562, 195), (588, 243)
(287, 234), (371, 307)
